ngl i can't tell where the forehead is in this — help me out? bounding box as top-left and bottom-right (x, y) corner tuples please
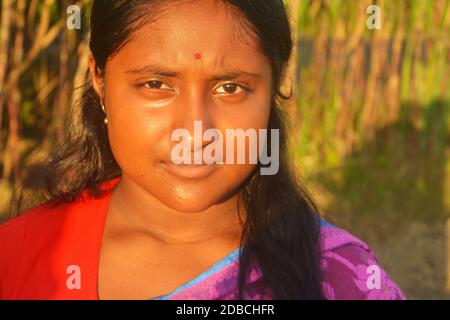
(110, 0), (270, 73)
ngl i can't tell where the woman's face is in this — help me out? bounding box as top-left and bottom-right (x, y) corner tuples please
(89, 0), (273, 212)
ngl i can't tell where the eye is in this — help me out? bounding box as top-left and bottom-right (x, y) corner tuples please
(214, 83), (247, 95)
(143, 80), (173, 91)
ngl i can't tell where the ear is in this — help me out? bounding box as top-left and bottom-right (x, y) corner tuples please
(88, 53), (104, 100)
(279, 63), (292, 96)
(280, 63), (290, 86)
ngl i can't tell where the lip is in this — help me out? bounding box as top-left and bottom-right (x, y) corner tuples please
(161, 161), (217, 179)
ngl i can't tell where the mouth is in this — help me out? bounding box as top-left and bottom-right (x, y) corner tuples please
(161, 161), (217, 179)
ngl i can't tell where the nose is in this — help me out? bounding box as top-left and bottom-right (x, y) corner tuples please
(174, 88), (215, 153)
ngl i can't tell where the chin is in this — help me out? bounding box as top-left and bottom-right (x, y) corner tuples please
(151, 184), (217, 213)
(163, 196), (218, 213)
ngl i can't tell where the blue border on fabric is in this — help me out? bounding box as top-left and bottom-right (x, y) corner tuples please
(151, 246), (241, 300)
(151, 218), (334, 299)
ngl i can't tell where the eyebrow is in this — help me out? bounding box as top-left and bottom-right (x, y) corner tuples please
(125, 64), (263, 81)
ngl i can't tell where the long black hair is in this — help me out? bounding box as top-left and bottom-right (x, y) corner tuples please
(14, 0), (324, 299)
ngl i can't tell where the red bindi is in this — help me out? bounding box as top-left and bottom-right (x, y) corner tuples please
(194, 53), (202, 60)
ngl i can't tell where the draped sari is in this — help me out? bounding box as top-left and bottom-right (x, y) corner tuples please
(0, 177), (405, 300)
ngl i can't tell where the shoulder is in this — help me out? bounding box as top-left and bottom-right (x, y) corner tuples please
(0, 201), (58, 298)
(0, 193), (106, 299)
(319, 220), (406, 300)
(0, 182), (113, 243)
(0, 198), (84, 249)
(0, 178), (119, 299)
(0, 200), (61, 252)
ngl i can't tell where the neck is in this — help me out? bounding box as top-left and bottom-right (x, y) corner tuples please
(108, 175), (246, 245)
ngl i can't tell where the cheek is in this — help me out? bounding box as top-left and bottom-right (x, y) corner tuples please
(248, 91), (272, 124)
(216, 90), (271, 128)
(212, 104), (270, 194)
(105, 88), (170, 175)
(217, 95), (272, 158)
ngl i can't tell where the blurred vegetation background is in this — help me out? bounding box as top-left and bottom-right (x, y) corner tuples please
(0, 0), (449, 299)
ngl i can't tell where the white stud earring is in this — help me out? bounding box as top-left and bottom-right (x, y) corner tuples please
(101, 103), (108, 125)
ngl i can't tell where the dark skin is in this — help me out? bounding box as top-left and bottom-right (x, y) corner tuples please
(88, 0), (273, 299)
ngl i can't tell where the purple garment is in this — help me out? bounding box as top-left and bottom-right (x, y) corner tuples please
(151, 220), (406, 300)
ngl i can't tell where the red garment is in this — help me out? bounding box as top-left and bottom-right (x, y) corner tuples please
(0, 177), (121, 299)
(1, 176), (406, 300)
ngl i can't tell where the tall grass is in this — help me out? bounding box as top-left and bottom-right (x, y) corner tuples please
(0, 0), (449, 220)
(286, 0), (449, 174)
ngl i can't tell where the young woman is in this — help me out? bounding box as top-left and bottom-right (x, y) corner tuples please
(0, 0), (405, 300)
